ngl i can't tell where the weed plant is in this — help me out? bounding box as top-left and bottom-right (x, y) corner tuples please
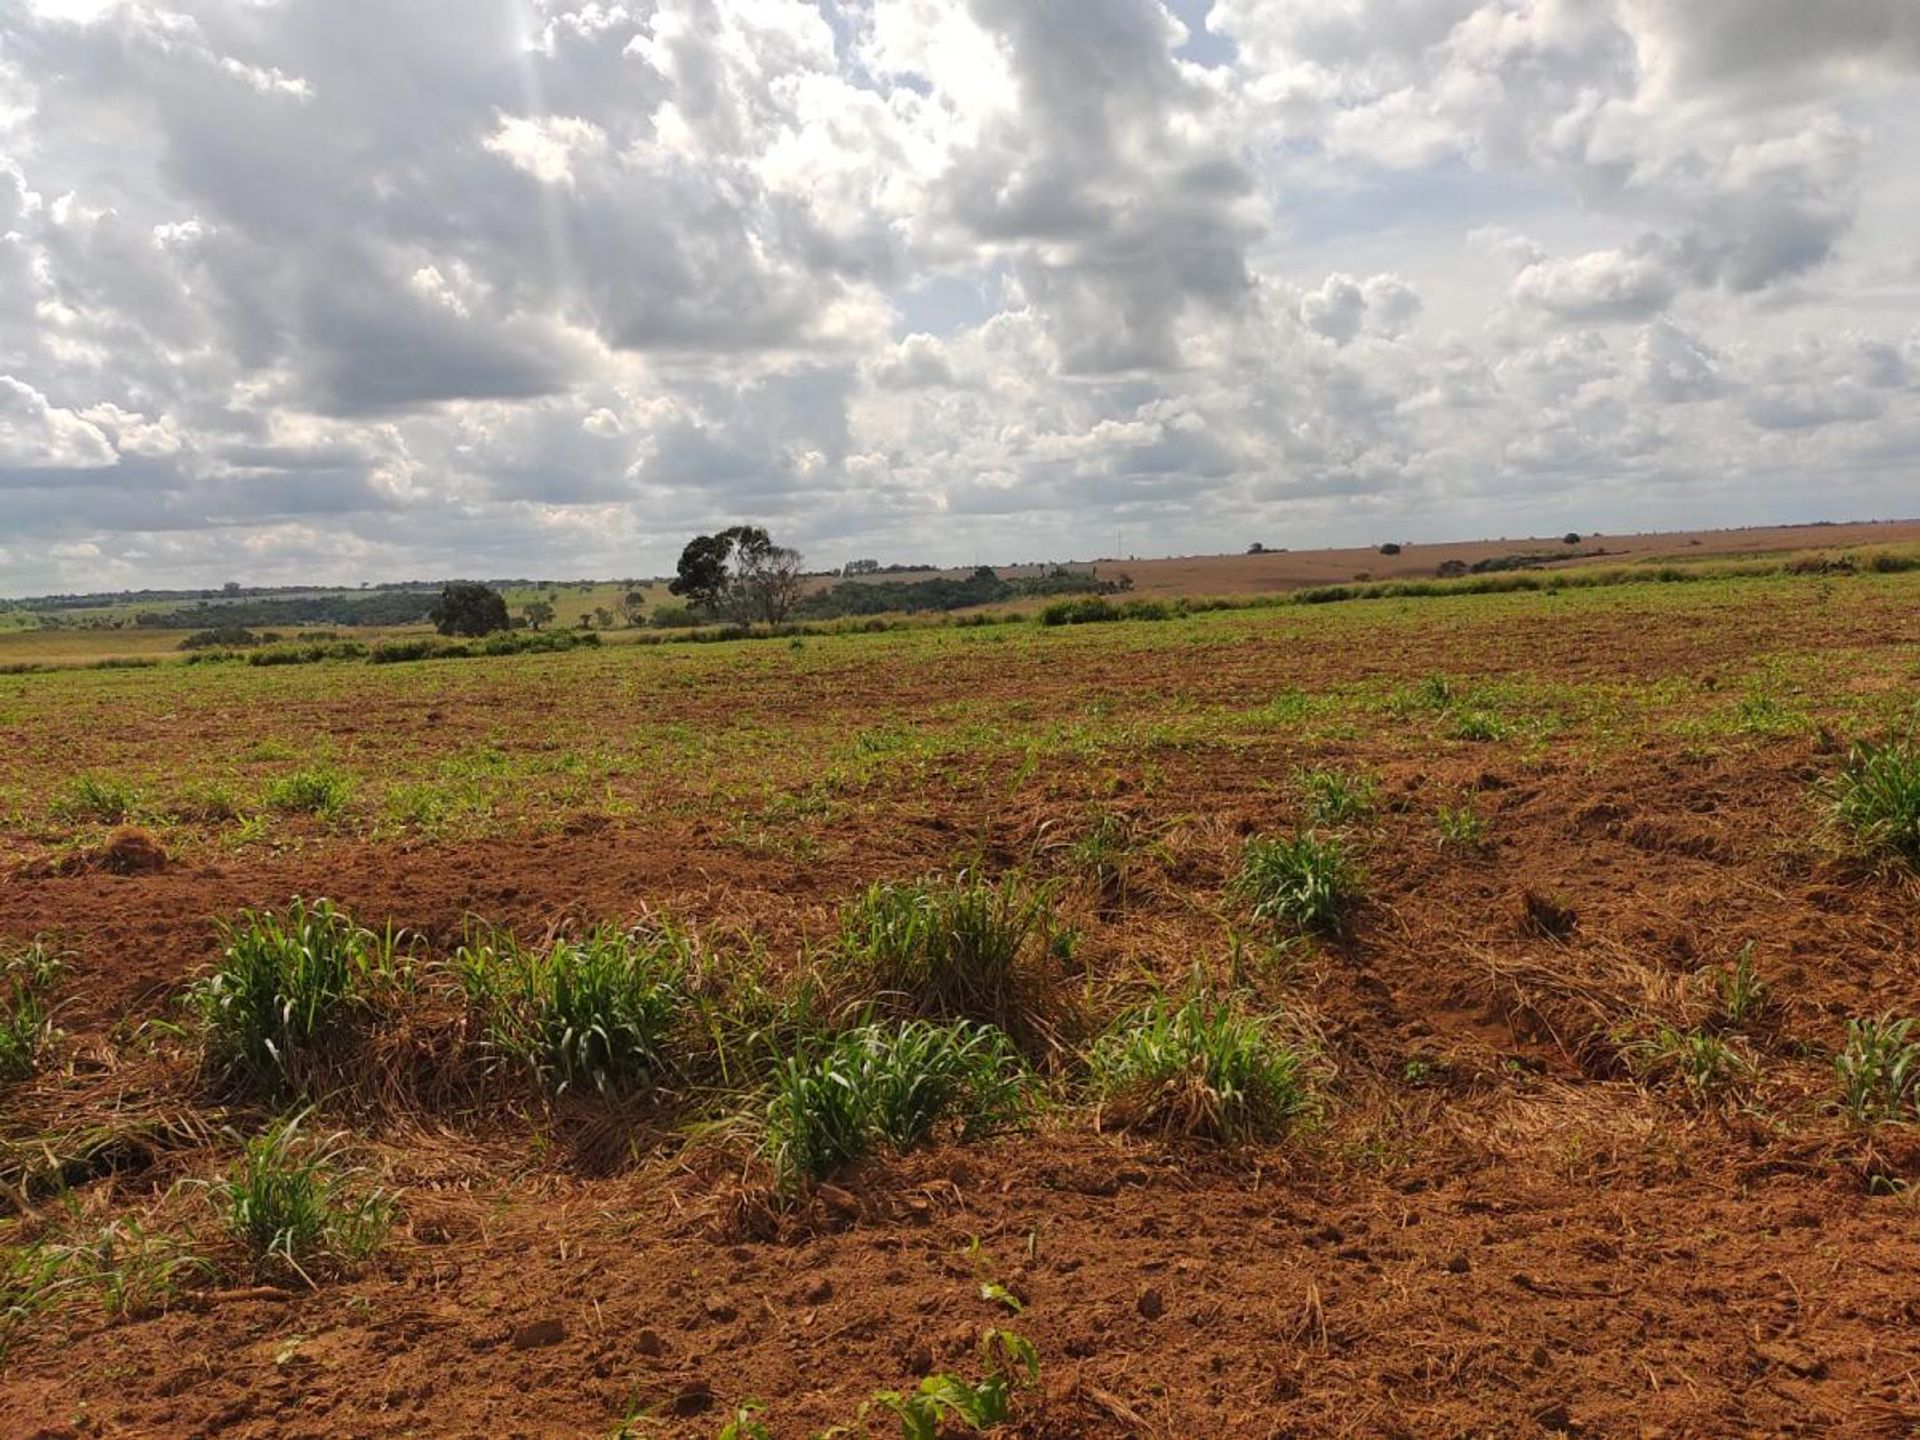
(209, 1116), (391, 1283)
(1089, 994), (1309, 1142)
(832, 874), (1054, 1035)
(1234, 834), (1362, 934)
(456, 925), (689, 1095)
(763, 1020), (1028, 1188)
(1836, 1015), (1919, 1124)
(189, 900), (399, 1094)
(1829, 740), (1920, 862)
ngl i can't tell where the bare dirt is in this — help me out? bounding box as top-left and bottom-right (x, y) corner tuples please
(3, 573), (1920, 1438)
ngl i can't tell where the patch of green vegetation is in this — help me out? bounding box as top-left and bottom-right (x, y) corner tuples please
(1233, 833), (1363, 934)
(1434, 801), (1488, 852)
(763, 1020), (1028, 1189)
(1828, 739), (1920, 862)
(1626, 1025), (1755, 1102)
(51, 773), (143, 824)
(0, 940), (62, 1084)
(456, 926), (690, 1095)
(831, 874), (1055, 1037)
(189, 900), (401, 1094)
(262, 765), (354, 819)
(1089, 993), (1310, 1142)
(1835, 1015), (1919, 1124)
(207, 1116), (392, 1283)
(1295, 766), (1376, 827)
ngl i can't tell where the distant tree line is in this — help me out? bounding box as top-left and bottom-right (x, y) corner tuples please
(134, 590), (440, 629)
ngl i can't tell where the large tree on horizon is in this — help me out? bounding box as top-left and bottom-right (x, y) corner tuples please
(669, 525), (804, 624)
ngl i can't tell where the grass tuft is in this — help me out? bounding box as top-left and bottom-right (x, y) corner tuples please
(263, 766), (354, 819)
(53, 774), (143, 825)
(189, 899), (398, 1094)
(209, 1115), (391, 1283)
(0, 940), (62, 1085)
(1233, 833), (1362, 934)
(1835, 1015), (1919, 1124)
(1295, 767), (1376, 827)
(1089, 994), (1310, 1142)
(456, 925), (689, 1095)
(1828, 740), (1920, 862)
(763, 1020), (1028, 1189)
(831, 874), (1056, 1038)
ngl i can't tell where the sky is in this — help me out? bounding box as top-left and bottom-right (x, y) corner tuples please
(2, 0), (1918, 593)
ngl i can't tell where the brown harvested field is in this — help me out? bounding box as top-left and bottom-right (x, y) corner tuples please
(2, 566), (1920, 1438)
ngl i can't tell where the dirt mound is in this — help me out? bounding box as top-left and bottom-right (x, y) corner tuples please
(92, 825), (170, 875)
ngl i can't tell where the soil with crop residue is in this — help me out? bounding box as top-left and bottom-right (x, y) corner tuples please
(3, 572), (1919, 1438)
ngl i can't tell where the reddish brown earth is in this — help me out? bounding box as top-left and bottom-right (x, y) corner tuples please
(3, 574), (1920, 1438)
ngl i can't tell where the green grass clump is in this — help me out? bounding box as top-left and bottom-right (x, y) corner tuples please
(1829, 740), (1920, 862)
(1295, 767), (1376, 827)
(869, 1328), (1039, 1436)
(1434, 802), (1488, 852)
(763, 1020), (1028, 1188)
(0, 941), (61, 1084)
(1445, 708), (1510, 743)
(1835, 1015), (1919, 1124)
(1089, 994), (1310, 1142)
(262, 766), (354, 819)
(52, 774), (143, 824)
(456, 926), (689, 1095)
(189, 900), (397, 1093)
(209, 1116), (391, 1283)
(1233, 833), (1362, 934)
(1627, 1025), (1755, 1102)
(833, 874), (1054, 1036)
(1065, 811), (1143, 903)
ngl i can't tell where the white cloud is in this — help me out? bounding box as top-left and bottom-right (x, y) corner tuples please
(0, 0), (1915, 593)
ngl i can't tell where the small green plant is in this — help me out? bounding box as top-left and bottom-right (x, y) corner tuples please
(1628, 1026), (1755, 1101)
(1434, 802), (1488, 852)
(713, 1403), (774, 1440)
(52, 773), (143, 824)
(263, 766), (354, 819)
(763, 1021), (1028, 1189)
(1233, 833), (1362, 934)
(209, 1115), (391, 1283)
(833, 874), (1053, 1034)
(40, 1217), (211, 1320)
(1089, 994), (1310, 1142)
(1446, 709), (1509, 743)
(1835, 1015), (1919, 1124)
(1718, 943), (1767, 1027)
(189, 899), (398, 1093)
(1067, 812), (1141, 903)
(456, 926), (689, 1095)
(867, 1328), (1038, 1439)
(1828, 740), (1920, 862)
(1295, 767), (1376, 827)
(1734, 691), (1801, 738)
(0, 941), (62, 1084)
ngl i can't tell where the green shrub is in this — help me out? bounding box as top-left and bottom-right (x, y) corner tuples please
(1233, 834), (1362, 934)
(1829, 740), (1920, 862)
(210, 1116), (391, 1282)
(262, 766), (353, 819)
(1835, 1015), (1919, 1124)
(1089, 994), (1309, 1142)
(189, 900), (395, 1093)
(764, 1020), (1028, 1188)
(456, 926), (689, 1095)
(833, 874), (1054, 1035)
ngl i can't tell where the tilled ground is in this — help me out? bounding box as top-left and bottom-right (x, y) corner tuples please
(2, 572), (1919, 1438)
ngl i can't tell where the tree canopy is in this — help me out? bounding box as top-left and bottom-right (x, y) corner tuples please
(430, 581), (510, 637)
(668, 525), (805, 624)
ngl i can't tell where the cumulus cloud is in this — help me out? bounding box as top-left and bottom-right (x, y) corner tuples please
(0, 0), (1915, 593)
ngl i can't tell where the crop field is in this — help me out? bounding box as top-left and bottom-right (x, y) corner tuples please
(2, 567), (1919, 1437)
